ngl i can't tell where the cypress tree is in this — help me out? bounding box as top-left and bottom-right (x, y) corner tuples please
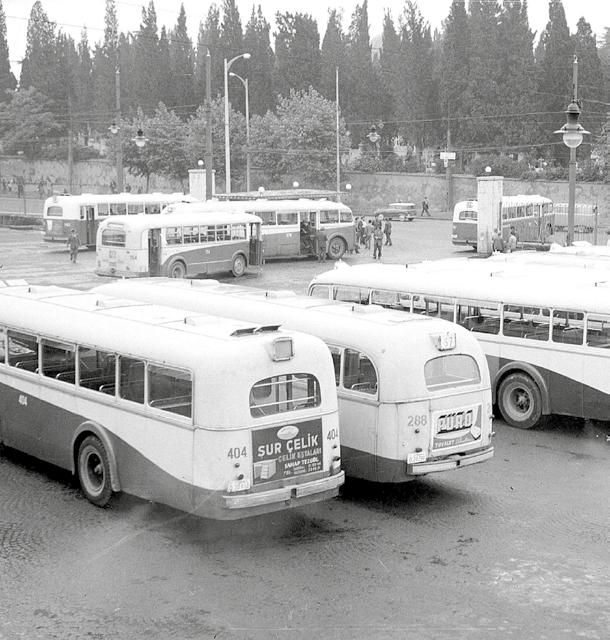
(195, 5), (223, 106)
(379, 10), (400, 140)
(320, 10), (345, 103)
(133, 1), (162, 113)
(169, 4), (196, 118)
(243, 6), (275, 116)
(19, 1), (57, 100)
(220, 0), (246, 113)
(0, 0), (16, 100)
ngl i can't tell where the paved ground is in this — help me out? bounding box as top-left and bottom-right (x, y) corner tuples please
(0, 221), (608, 640)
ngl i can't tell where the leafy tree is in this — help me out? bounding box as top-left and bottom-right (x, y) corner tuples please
(169, 4), (196, 117)
(249, 88), (349, 187)
(195, 5), (223, 106)
(243, 6), (275, 116)
(273, 13), (321, 98)
(184, 96), (246, 185)
(440, 0), (471, 145)
(0, 87), (62, 158)
(19, 1), (57, 101)
(0, 0), (16, 99)
(320, 9), (345, 103)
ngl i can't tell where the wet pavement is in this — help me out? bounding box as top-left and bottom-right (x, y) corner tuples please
(0, 221), (608, 640)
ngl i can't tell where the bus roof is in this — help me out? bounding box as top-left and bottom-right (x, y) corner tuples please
(91, 278), (486, 364)
(97, 211), (262, 231)
(44, 193), (197, 207)
(167, 199), (352, 215)
(309, 261), (610, 314)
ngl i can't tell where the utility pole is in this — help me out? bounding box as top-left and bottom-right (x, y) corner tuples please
(567, 55), (579, 246)
(204, 44), (213, 200)
(115, 67), (124, 192)
(336, 66), (340, 201)
(446, 116), (453, 215)
(67, 94), (73, 193)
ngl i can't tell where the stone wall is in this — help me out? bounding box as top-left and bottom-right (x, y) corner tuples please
(341, 171), (610, 219)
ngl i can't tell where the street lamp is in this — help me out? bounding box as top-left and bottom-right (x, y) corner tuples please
(229, 71), (250, 192)
(224, 52), (250, 194)
(554, 102), (589, 245)
(132, 129), (148, 148)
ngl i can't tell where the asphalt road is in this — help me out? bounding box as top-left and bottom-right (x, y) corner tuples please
(0, 220), (608, 640)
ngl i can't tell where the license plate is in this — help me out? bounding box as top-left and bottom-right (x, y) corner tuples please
(227, 479), (251, 493)
(407, 451), (426, 464)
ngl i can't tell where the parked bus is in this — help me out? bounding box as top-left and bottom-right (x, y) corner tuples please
(43, 192), (197, 248)
(451, 195), (553, 248)
(96, 211), (263, 278)
(309, 261), (610, 429)
(0, 281), (343, 519)
(93, 278), (495, 483)
(164, 198), (356, 260)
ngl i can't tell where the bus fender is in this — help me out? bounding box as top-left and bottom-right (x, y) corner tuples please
(71, 421), (121, 492)
(493, 361), (551, 415)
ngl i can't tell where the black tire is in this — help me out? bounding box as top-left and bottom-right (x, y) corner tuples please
(77, 435), (113, 507)
(232, 254), (247, 277)
(169, 261), (186, 278)
(327, 236), (347, 260)
(497, 373), (543, 429)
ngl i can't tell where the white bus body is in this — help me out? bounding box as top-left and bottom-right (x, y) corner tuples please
(309, 261), (610, 429)
(93, 278), (494, 483)
(43, 192), (197, 247)
(164, 199), (357, 260)
(0, 281), (343, 519)
(96, 211), (263, 279)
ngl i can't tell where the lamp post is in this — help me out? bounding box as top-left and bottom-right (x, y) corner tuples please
(224, 52), (250, 194)
(132, 129), (148, 148)
(554, 56), (589, 246)
(229, 71), (250, 192)
(110, 66), (123, 192)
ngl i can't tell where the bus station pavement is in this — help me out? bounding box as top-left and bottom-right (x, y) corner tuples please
(0, 220), (608, 640)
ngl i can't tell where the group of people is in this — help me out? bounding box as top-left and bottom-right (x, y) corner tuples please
(492, 226), (519, 253)
(355, 215), (393, 260)
(300, 220), (331, 262)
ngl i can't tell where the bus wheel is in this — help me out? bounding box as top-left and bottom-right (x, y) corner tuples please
(77, 435), (113, 507)
(327, 237), (347, 260)
(497, 373), (542, 429)
(232, 254), (247, 277)
(169, 261), (186, 278)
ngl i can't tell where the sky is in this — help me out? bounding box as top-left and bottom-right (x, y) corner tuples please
(3, 0), (609, 76)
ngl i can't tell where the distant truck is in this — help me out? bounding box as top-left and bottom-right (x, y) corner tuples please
(374, 202), (415, 222)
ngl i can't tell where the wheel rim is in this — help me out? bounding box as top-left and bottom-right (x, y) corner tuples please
(329, 238), (345, 258)
(171, 263), (185, 278)
(81, 446), (104, 497)
(233, 256), (246, 275)
(506, 385), (532, 420)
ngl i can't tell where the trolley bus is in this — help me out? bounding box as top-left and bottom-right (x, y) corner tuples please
(43, 192), (197, 248)
(309, 261), (610, 429)
(0, 281), (343, 519)
(164, 198), (356, 260)
(95, 211), (263, 278)
(451, 195), (553, 248)
(93, 278), (495, 483)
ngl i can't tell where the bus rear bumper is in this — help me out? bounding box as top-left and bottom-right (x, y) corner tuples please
(223, 471), (345, 510)
(407, 445), (494, 475)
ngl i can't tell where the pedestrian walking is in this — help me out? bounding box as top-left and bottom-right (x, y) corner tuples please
(491, 228), (504, 253)
(356, 217), (364, 245)
(364, 219), (373, 249)
(372, 224), (383, 260)
(316, 226), (328, 262)
(67, 228), (80, 263)
(421, 197), (430, 217)
(384, 219), (392, 246)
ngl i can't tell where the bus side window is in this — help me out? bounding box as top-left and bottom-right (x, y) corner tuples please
(166, 227), (182, 245)
(552, 310), (584, 345)
(148, 364), (192, 418)
(309, 284), (330, 300)
(586, 314), (610, 348)
(78, 346), (116, 392)
(343, 349), (377, 395)
(457, 302), (501, 335)
(328, 345), (342, 386)
(0, 328), (5, 364)
(119, 357), (145, 404)
(7, 331), (38, 370)
(41, 339), (76, 381)
(371, 289), (400, 309)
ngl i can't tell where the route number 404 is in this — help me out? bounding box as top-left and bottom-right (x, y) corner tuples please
(227, 446), (247, 459)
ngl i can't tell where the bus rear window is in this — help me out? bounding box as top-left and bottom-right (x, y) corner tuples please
(47, 206), (63, 217)
(101, 227), (126, 247)
(458, 210), (477, 221)
(424, 355), (480, 391)
(250, 373), (321, 417)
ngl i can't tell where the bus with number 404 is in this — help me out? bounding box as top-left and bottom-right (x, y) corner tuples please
(0, 281), (343, 519)
(93, 278), (495, 483)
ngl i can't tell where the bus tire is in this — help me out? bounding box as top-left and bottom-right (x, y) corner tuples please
(232, 254), (247, 277)
(497, 373), (542, 429)
(169, 261), (186, 278)
(327, 236), (347, 260)
(77, 435), (113, 507)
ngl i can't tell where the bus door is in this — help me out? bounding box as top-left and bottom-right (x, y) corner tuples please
(299, 211), (317, 256)
(148, 229), (162, 276)
(276, 211), (300, 257)
(248, 222), (263, 266)
(81, 205), (96, 247)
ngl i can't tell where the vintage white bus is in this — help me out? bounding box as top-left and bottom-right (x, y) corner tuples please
(309, 261), (610, 429)
(451, 195), (553, 248)
(96, 211), (263, 278)
(43, 192), (197, 248)
(0, 281), (343, 519)
(164, 198), (357, 260)
(93, 278), (495, 483)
